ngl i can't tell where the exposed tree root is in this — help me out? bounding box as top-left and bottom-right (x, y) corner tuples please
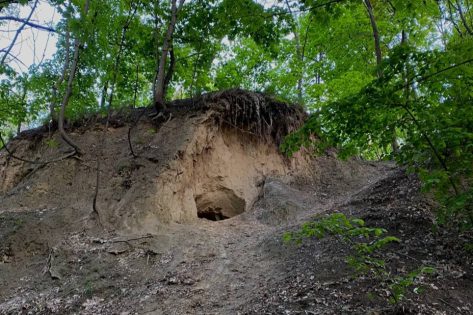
(169, 89), (307, 145)
(127, 107), (148, 158)
(0, 132), (77, 165)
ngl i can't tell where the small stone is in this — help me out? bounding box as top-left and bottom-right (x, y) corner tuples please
(167, 277), (178, 285)
(183, 278), (195, 285)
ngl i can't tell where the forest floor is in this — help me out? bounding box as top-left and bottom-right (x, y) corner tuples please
(1, 158), (472, 314)
(0, 106), (472, 314)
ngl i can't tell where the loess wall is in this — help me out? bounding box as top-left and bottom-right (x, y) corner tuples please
(0, 111), (298, 233)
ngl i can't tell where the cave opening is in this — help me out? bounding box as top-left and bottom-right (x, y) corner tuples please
(197, 207), (229, 221)
(195, 187), (246, 221)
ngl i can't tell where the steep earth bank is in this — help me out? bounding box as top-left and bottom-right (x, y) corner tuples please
(0, 96), (472, 314)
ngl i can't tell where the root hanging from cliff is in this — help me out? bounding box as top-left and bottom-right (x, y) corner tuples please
(169, 89), (307, 145)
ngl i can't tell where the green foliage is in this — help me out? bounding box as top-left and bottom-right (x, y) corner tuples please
(283, 213), (391, 244)
(387, 267), (435, 304)
(283, 36), (473, 229)
(83, 279), (94, 298)
(284, 213), (434, 305)
(464, 242), (473, 254)
(45, 138), (60, 149)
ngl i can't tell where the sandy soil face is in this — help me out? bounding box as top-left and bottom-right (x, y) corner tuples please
(0, 111), (472, 314)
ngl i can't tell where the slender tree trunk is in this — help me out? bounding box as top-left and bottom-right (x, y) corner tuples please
(133, 63), (139, 108)
(363, 0), (383, 78)
(447, 0), (464, 36)
(99, 81), (108, 109)
(93, 2), (139, 223)
(151, 1), (160, 106)
(51, 8), (71, 123)
(285, 0), (304, 104)
(108, 3), (138, 110)
(163, 45), (176, 96)
(17, 84), (27, 136)
(153, 0), (185, 113)
(190, 44), (201, 99)
(392, 30), (411, 155)
(58, 0), (90, 154)
(364, 0), (399, 153)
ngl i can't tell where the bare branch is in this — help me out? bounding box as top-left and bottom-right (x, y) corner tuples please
(0, 16), (56, 33)
(0, 0), (39, 65)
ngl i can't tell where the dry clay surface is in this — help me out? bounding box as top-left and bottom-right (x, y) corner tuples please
(0, 112), (472, 314)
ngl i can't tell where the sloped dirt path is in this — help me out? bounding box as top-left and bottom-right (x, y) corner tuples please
(131, 161), (398, 314)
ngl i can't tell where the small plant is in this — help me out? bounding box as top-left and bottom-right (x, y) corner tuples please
(146, 127), (157, 134)
(388, 267), (435, 304)
(84, 280), (94, 297)
(464, 242), (473, 254)
(13, 218), (24, 229)
(284, 213), (434, 305)
(45, 138), (59, 149)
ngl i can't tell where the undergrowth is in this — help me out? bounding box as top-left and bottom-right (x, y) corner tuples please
(283, 213), (435, 305)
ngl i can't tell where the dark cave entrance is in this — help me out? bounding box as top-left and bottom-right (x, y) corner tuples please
(197, 207), (230, 221)
(195, 187), (246, 221)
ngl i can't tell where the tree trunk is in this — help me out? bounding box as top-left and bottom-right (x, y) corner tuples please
(17, 83), (27, 136)
(99, 81), (108, 109)
(153, 0), (185, 113)
(51, 8), (71, 123)
(285, 0), (304, 105)
(58, 0), (90, 155)
(363, 0), (383, 77)
(163, 45), (176, 96)
(447, 0), (464, 36)
(133, 63), (139, 108)
(364, 0), (400, 153)
(364, 0), (405, 154)
(108, 3), (138, 110)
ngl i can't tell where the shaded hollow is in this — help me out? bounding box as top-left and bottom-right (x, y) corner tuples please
(195, 187), (246, 221)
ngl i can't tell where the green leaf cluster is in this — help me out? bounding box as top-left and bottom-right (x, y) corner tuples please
(284, 213), (434, 305)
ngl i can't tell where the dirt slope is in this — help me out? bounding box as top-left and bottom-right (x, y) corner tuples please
(0, 93), (472, 314)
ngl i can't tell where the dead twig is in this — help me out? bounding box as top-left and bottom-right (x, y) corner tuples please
(110, 234), (154, 244)
(439, 298), (462, 314)
(42, 247), (61, 280)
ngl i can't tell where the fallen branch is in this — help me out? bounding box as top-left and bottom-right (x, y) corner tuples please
(93, 234), (153, 245)
(111, 234), (154, 243)
(42, 247), (61, 280)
